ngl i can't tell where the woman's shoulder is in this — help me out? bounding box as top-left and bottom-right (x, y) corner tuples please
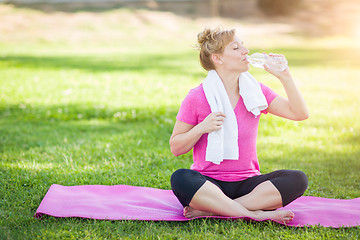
(177, 83), (209, 123)
(188, 83), (204, 94)
(180, 83), (210, 114)
(184, 83), (206, 102)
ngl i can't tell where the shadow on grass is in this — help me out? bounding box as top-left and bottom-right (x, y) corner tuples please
(1, 48), (360, 75)
(0, 103), (180, 222)
(0, 103), (178, 152)
(0, 51), (201, 75)
(0, 102), (177, 122)
(0, 105), (182, 213)
(6, 1), (213, 20)
(8, 2), (147, 13)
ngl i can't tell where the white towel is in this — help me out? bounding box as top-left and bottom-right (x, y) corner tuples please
(239, 72), (268, 116)
(203, 70), (268, 165)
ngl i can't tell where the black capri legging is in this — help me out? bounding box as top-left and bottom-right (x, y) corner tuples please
(171, 169), (308, 207)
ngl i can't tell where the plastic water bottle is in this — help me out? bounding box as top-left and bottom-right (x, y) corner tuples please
(247, 53), (288, 72)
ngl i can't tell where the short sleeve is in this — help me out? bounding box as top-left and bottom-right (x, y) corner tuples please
(260, 82), (279, 114)
(176, 88), (198, 125)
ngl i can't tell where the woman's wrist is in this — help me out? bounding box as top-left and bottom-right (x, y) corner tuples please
(193, 122), (206, 136)
(277, 70), (293, 83)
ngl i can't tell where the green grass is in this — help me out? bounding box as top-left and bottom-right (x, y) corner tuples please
(1, 5), (360, 240)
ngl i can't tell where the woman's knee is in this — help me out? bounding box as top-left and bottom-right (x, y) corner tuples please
(270, 169), (308, 206)
(292, 170), (308, 194)
(171, 169), (191, 188)
(170, 169), (207, 207)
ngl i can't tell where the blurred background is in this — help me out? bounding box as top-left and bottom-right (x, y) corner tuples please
(1, 0), (360, 163)
(1, 0), (359, 49)
(1, 0), (360, 171)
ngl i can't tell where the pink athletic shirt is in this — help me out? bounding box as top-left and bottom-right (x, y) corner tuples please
(176, 82), (279, 182)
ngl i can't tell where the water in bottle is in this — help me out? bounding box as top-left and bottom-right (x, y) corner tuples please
(247, 53), (288, 72)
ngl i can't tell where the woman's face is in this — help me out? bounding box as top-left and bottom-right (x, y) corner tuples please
(220, 36), (250, 72)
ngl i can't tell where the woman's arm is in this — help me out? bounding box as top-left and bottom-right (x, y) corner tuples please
(265, 65), (309, 121)
(169, 112), (226, 156)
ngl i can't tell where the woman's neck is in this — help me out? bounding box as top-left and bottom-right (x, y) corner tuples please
(215, 68), (240, 95)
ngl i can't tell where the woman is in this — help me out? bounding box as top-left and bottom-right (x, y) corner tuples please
(169, 27), (309, 224)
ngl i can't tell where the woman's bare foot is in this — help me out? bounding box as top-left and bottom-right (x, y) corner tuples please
(183, 206), (214, 218)
(253, 210), (295, 224)
(184, 206), (294, 224)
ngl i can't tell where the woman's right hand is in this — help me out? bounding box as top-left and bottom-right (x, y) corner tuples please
(198, 112), (226, 134)
(169, 112), (226, 156)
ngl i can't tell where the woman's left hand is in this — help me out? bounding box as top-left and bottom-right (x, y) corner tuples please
(264, 53), (309, 121)
(264, 53), (291, 80)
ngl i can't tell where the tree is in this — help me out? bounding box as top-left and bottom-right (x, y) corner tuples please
(258, 0), (303, 16)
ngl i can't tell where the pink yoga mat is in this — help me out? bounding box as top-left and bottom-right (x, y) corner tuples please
(34, 184), (360, 228)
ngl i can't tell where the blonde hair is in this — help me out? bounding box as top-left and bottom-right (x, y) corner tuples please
(197, 27), (236, 71)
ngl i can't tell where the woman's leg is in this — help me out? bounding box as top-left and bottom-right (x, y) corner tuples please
(187, 180), (294, 223)
(234, 170), (308, 211)
(171, 169), (304, 223)
(234, 180), (283, 211)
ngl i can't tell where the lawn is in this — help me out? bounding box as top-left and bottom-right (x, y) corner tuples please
(0, 4), (360, 239)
